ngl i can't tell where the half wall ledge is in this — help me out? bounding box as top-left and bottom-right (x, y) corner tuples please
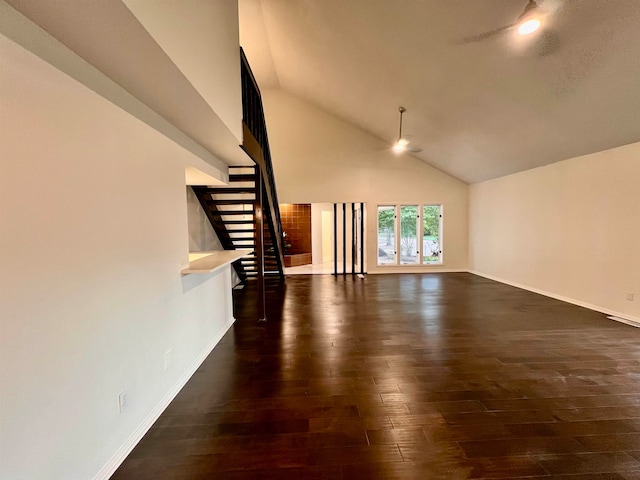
(181, 249), (253, 275)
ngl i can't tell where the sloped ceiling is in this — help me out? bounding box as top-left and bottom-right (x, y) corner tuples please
(239, 0), (640, 183)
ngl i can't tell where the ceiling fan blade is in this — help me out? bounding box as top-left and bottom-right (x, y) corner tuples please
(460, 24), (513, 44)
(517, 0), (540, 21)
(533, 29), (561, 56)
(406, 146), (423, 153)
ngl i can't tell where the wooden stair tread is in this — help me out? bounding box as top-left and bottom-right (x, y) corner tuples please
(229, 174), (256, 182)
(205, 187), (256, 194)
(206, 199), (255, 205)
(211, 209), (255, 216)
(220, 219), (255, 225)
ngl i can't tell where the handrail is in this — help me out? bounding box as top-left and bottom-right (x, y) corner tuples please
(240, 48), (285, 278)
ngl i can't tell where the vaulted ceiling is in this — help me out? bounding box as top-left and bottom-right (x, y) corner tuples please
(239, 0), (640, 183)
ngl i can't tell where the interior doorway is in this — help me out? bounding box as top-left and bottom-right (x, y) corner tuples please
(284, 202), (366, 275)
(284, 203), (333, 275)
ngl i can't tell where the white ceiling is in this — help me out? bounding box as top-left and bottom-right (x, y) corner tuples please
(239, 0), (640, 183)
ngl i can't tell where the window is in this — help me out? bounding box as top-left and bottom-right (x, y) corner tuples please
(377, 206), (396, 265)
(422, 205), (442, 264)
(377, 204), (442, 266)
(400, 205), (418, 264)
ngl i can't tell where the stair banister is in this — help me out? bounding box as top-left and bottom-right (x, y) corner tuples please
(240, 48), (285, 279)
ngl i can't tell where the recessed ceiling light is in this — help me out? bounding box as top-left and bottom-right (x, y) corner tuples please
(518, 18), (541, 35)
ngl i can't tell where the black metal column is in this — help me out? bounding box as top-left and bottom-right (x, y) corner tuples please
(254, 167), (266, 321)
(333, 203), (337, 276)
(351, 203), (356, 275)
(360, 202), (365, 275)
(342, 203), (346, 276)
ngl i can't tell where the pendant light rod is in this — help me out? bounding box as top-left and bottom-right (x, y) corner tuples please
(398, 106), (406, 140)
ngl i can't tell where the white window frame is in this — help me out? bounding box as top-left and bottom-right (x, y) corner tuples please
(421, 204), (443, 265)
(399, 205), (419, 265)
(376, 205), (398, 266)
(376, 204), (443, 267)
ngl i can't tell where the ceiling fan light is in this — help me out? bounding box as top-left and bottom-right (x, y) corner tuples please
(518, 18), (541, 35)
(393, 138), (409, 152)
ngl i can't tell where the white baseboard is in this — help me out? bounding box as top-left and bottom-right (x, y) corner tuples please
(369, 268), (468, 275)
(607, 316), (640, 328)
(93, 316), (236, 480)
(468, 270), (640, 324)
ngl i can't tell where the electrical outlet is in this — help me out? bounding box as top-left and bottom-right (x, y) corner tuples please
(627, 293), (635, 302)
(118, 391), (128, 413)
(164, 349), (173, 371)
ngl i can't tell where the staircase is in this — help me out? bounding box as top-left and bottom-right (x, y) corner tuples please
(192, 166), (284, 283)
(193, 48), (285, 321)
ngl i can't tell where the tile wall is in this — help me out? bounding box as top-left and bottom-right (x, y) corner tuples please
(279, 203), (312, 256)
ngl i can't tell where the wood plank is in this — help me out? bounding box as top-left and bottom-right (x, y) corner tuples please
(113, 273), (640, 479)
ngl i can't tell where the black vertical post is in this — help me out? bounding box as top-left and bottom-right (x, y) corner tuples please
(333, 203), (337, 276)
(360, 202), (365, 275)
(254, 167), (266, 322)
(351, 203), (356, 275)
(342, 203), (346, 276)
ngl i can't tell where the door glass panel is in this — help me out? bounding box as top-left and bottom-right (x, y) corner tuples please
(400, 205), (418, 264)
(422, 205), (441, 264)
(377, 206), (396, 265)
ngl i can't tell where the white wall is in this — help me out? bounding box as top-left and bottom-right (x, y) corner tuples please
(0, 34), (235, 480)
(311, 203), (333, 264)
(124, 0), (243, 142)
(3, 0), (245, 171)
(187, 187), (223, 252)
(263, 89), (469, 273)
(470, 142), (640, 322)
(310, 203), (359, 266)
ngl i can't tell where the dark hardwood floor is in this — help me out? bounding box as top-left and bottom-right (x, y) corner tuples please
(112, 273), (640, 479)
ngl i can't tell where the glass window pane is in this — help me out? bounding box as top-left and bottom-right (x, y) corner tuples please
(422, 205), (441, 264)
(400, 205), (418, 264)
(377, 206), (396, 265)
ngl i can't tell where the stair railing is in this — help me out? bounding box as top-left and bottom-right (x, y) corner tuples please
(240, 48), (285, 279)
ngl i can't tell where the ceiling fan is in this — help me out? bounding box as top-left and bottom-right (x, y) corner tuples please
(461, 0), (551, 44)
(392, 107), (422, 153)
